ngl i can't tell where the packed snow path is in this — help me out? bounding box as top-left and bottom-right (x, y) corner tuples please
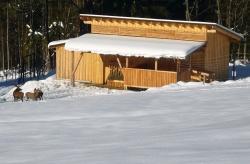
(1, 79), (250, 163)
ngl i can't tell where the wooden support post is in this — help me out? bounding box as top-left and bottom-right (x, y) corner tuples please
(124, 85), (128, 90)
(71, 52), (84, 87)
(71, 51), (75, 87)
(155, 59), (158, 70)
(72, 53), (83, 77)
(126, 57), (129, 68)
(116, 56), (122, 68)
(176, 59), (181, 81)
(189, 56), (192, 81)
(189, 56), (192, 70)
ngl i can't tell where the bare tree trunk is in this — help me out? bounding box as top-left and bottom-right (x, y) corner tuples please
(216, 0), (222, 24)
(45, 0), (49, 43)
(1, 26), (4, 71)
(227, 0), (232, 28)
(29, 0), (33, 78)
(195, 0), (199, 18)
(185, 0), (191, 21)
(45, 0), (51, 71)
(16, 1), (22, 72)
(6, 3), (10, 70)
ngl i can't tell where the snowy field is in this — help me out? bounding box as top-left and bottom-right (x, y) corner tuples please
(0, 62), (250, 163)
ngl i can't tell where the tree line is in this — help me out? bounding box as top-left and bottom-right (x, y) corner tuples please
(0, 0), (249, 81)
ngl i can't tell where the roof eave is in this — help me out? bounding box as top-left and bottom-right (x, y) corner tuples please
(213, 25), (244, 42)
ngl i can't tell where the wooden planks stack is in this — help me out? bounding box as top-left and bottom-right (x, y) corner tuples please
(191, 69), (215, 83)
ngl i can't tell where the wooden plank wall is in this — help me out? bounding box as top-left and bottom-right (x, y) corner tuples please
(56, 46), (72, 80)
(89, 19), (207, 41)
(205, 31), (230, 80)
(56, 46), (104, 84)
(123, 68), (177, 88)
(74, 52), (104, 84)
(191, 49), (205, 70)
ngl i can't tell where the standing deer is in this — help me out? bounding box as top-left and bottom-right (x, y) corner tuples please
(25, 88), (44, 101)
(13, 86), (24, 102)
(34, 88), (43, 100)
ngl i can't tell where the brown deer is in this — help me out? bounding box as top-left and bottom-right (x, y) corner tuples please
(25, 88), (43, 101)
(34, 88), (43, 100)
(25, 91), (39, 101)
(13, 86), (24, 102)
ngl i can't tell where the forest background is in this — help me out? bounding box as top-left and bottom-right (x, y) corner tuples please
(0, 0), (249, 80)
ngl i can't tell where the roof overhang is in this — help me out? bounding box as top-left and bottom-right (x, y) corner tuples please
(80, 14), (244, 42)
(50, 33), (205, 59)
(48, 39), (69, 48)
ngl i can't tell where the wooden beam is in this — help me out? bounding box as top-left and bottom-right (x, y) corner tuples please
(176, 59), (181, 72)
(176, 59), (181, 81)
(189, 56), (192, 70)
(72, 53), (83, 76)
(126, 57), (129, 68)
(124, 85), (128, 90)
(71, 51), (75, 86)
(155, 59), (158, 70)
(116, 56), (122, 68)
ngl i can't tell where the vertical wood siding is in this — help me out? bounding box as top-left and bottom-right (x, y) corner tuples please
(56, 47), (104, 84)
(123, 68), (177, 88)
(91, 23), (207, 41)
(205, 32), (230, 80)
(191, 49), (205, 70)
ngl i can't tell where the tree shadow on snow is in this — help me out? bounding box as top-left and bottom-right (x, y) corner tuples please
(0, 71), (55, 87)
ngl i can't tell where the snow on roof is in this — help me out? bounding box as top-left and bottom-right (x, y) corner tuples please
(63, 34), (205, 59)
(80, 14), (244, 40)
(48, 39), (70, 48)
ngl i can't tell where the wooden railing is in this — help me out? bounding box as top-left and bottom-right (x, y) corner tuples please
(123, 68), (177, 88)
(106, 67), (215, 89)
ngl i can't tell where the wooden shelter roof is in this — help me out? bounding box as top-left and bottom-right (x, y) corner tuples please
(49, 33), (205, 59)
(80, 14), (243, 42)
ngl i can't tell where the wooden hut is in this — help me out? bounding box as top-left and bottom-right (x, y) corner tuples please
(49, 14), (243, 89)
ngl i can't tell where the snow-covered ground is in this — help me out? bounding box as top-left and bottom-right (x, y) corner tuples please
(0, 75), (127, 103)
(0, 62), (250, 163)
